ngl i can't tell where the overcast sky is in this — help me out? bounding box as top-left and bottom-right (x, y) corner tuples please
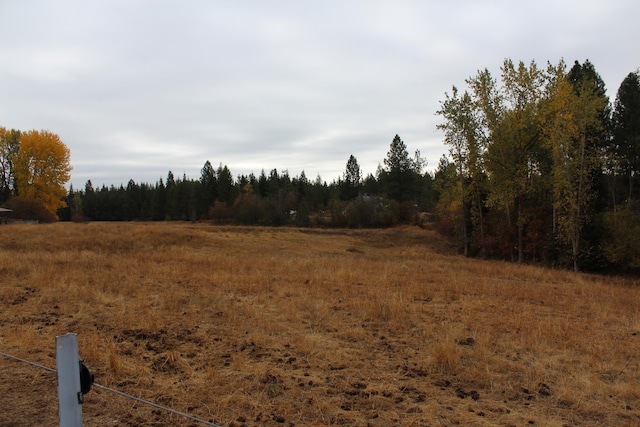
(1, 1), (639, 189)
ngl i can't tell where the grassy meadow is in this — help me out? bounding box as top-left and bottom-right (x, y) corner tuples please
(0, 222), (639, 426)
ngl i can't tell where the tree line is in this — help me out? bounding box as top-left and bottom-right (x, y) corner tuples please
(50, 134), (435, 228)
(0, 129), (435, 227)
(434, 59), (640, 272)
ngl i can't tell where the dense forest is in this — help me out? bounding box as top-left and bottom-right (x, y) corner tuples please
(1, 58), (639, 273)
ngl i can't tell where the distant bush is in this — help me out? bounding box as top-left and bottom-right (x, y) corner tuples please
(4, 197), (58, 223)
(208, 201), (232, 223)
(603, 202), (640, 270)
(232, 193), (264, 224)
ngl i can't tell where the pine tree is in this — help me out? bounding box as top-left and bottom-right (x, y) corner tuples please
(381, 134), (416, 202)
(612, 70), (640, 200)
(342, 155), (361, 200)
(200, 160), (217, 208)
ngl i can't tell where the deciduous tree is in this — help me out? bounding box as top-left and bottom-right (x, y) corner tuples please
(468, 60), (546, 262)
(543, 60), (608, 271)
(0, 127), (20, 202)
(437, 86), (484, 256)
(12, 129), (71, 218)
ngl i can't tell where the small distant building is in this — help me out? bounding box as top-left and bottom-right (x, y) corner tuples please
(0, 207), (12, 224)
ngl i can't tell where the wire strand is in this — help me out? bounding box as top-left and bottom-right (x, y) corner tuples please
(1, 350), (224, 427)
(92, 383), (224, 427)
(0, 350), (56, 373)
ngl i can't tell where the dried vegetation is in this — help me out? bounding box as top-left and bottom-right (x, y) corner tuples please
(1, 222), (639, 426)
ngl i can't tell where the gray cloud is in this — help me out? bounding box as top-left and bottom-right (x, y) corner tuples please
(1, 1), (639, 189)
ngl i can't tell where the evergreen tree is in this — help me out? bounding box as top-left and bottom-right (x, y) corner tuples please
(296, 170), (309, 199)
(257, 170), (269, 198)
(340, 155), (361, 200)
(345, 155), (362, 185)
(216, 164), (236, 204)
(361, 173), (379, 195)
(612, 70), (640, 201)
(166, 171), (175, 187)
(82, 180), (96, 220)
(380, 134), (417, 202)
(384, 134), (411, 172)
(165, 171), (178, 220)
(151, 178), (166, 221)
(124, 179), (141, 220)
(200, 160), (217, 206)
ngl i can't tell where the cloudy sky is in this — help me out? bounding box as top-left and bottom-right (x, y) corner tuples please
(1, 1), (639, 189)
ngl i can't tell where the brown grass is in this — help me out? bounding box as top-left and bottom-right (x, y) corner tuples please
(1, 222), (639, 426)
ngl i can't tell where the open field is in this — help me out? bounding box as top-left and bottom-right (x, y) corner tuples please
(1, 222), (639, 426)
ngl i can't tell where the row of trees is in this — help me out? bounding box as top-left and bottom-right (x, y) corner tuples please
(0, 127), (434, 226)
(435, 59), (640, 272)
(51, 134), (435, 228)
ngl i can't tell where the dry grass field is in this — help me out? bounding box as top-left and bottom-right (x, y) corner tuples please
(1, 222), (639, 426)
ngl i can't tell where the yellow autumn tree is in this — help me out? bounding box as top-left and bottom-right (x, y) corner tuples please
(542, 61), (607, 272)
(13, 129), (72, 218)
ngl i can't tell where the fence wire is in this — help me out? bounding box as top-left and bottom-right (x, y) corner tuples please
(92, 382), (223, 427)
(0, 350), (57, 373)
(0, 350), (223, 427)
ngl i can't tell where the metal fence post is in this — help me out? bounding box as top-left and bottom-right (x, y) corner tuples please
(56, 333), (82, 427)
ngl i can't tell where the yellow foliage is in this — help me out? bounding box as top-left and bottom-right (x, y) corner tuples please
(12, 129), (72, 217)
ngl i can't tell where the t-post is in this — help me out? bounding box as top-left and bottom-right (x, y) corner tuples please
(56, 333), (82, 427)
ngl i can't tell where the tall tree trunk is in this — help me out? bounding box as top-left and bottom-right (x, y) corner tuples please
(477, 189), (485, 258)
(462, 182), (468, 257)
(517, 194), (524, 263)
(572, 231), (580, 273)
(629, 167), (633, 202)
